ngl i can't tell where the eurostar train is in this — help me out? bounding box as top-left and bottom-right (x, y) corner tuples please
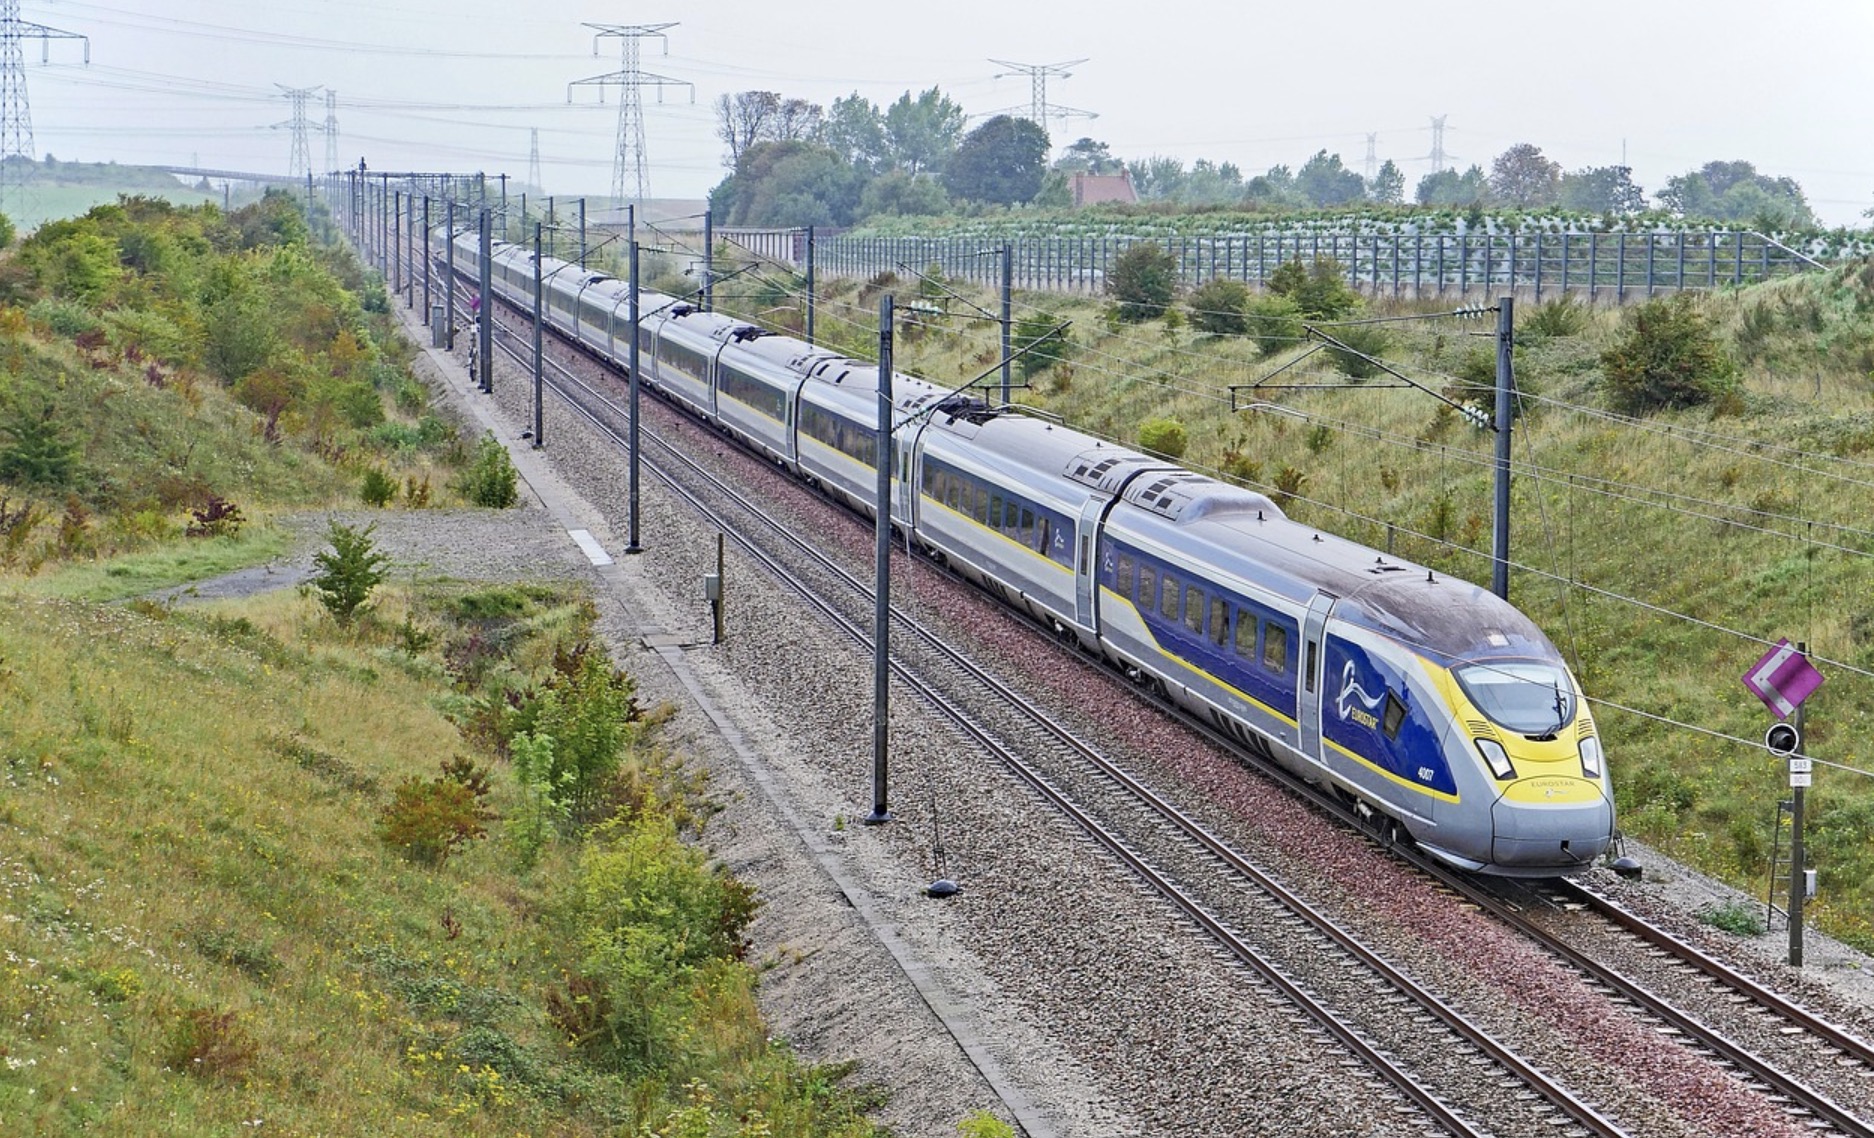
(452, 232), (1615, 875)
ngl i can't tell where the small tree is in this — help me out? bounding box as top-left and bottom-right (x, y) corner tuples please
(1267, 257), (1358, 320)
(454, 432), (519, 508)
(1600, 294), (1740, 415)
(1188, 278), (1251, 335)
(1109, 242), (1178, 323)
(310, 518), (391, 624)
(1246, 294), (1305, 358)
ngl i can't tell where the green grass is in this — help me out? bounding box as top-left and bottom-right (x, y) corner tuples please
(17, 526), (293, 601)
(0, 584), (887, 1135)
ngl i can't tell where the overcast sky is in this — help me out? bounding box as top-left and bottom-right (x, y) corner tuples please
(22, 0), (1874, 226)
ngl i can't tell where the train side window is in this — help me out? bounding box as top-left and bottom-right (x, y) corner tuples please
(1019, 507), (1035, 546)
(1036, 516), (1051, 553)
(1138, 564), (1156, 610)
(1116, 554), (1134, 595)
(1383, 692), (1406, 739)
(1184, 586), (1204, 632)
(1209, 597), (1227, 645)
(1304, 639), (1318, 694)
(988, 493), (1003, 530)
(946, 476), (961, 510)
(1234, 611), (1255, 657)
(1160, 574), (1181, 620)
(1262, 624), (1288, 673)
(972, 484), (989, 524)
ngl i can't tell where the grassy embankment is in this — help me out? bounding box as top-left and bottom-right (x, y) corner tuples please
(0, 195), (906, 1134)
(713, 252), (1874, 948)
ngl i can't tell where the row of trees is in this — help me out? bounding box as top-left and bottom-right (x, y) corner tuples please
(708, 86), (1822, 232)
(711, 86), (1058, 228)
(1124, 143), (1814, 226)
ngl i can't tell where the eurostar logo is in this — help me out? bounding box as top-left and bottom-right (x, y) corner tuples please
(1337, 660), (1385, 730)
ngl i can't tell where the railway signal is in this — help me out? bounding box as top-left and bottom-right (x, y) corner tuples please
(1743, 638), (1822, 967)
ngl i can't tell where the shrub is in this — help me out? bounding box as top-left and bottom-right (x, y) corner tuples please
(310, 517), (391, 623)
(1697, 900), (1766, 937)
(1267, 256), (1359, 319)
(1137, 417), (1188, 459)
(507, 645), (643, 819)
(0, 403), (81, 488)
(1109, 242), (1178, 322)
(185, 495), (245, 538)
(28, 296), (101, 338)
(1188, 278), (1252, 335)
(1523, 295), (1590, 338)
(1012, 310), (1071, 379)
(1600, 294), (1740, 415)
(563, 816), (762, 1072)
(379, 775), (487, 865)
(164, 1009), (255, 1080)
(360, 467), (397, 507)
(1245, 294), (1306, 357)
(1325, 324), (1391, 379)
(454, 432), (519, 508)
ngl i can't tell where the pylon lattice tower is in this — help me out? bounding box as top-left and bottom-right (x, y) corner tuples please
(0, 0), (88, 214)
(527, 127), (541, 191)
(274, 84), (321, 179)
(1363, 132), (1379, 181)
(322, 89), (338, 175)
(568, 22), (692, 206)
(1425, 114), (1454, 172)
(986, 58), (1096, 141)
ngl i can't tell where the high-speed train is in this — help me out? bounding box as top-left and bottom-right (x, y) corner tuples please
(451, 231), (1615, 876)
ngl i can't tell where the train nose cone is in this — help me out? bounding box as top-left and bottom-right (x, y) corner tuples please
(1491, 776), (1614, 871)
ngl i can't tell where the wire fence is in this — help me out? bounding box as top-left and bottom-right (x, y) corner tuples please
(720, 226), (1829, 302)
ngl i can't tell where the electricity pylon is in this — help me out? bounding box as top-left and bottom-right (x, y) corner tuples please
(986, 58), (1096, 140)
(567, 22), (693, 206)
(322, 89), (338, 174)
(273, 84), (321, 179)
(0, 0), (88, 216)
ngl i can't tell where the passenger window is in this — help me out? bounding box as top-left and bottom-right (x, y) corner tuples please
(1020, 507), (1034, 546)
(1037, 517), (1051, 554)
(973, 486), (989, 524)
(989, 494), (1003, 530)
(1263, 625), (1288, 673)
(1383, 693), (1406, 739)
(947, 476), (961, 510)
(1184, 586), (1204, 632)
(1160, 574), (1181, 620)
(1235, 611), (1255, 657)
(1139, 564), (1156, 610)
(1209, 598), (1227, 645)
(1116, 554), (1134, 595)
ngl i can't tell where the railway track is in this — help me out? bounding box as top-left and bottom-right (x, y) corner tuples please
(448, 265), (1874, 1137)
(471, 294), (1631, 1136)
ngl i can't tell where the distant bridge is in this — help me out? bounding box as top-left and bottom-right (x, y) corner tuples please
(156, 166), (305, 186)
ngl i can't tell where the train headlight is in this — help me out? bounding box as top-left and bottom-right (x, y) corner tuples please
(1579, 735), (1604, 780)
(1475, 738), (1516, 781)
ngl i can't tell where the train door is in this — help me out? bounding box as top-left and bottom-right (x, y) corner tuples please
(1073, 498), (1105, 630)
(1296, 591), (1337, 760)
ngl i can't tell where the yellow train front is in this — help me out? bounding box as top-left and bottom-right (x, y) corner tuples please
(1090, 478), (1615, 876)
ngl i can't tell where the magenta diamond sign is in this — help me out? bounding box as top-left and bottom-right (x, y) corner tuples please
(1742, 639), (1824, 720)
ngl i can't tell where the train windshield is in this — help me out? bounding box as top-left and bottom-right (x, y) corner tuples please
(1455, 662), (1574, 736)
